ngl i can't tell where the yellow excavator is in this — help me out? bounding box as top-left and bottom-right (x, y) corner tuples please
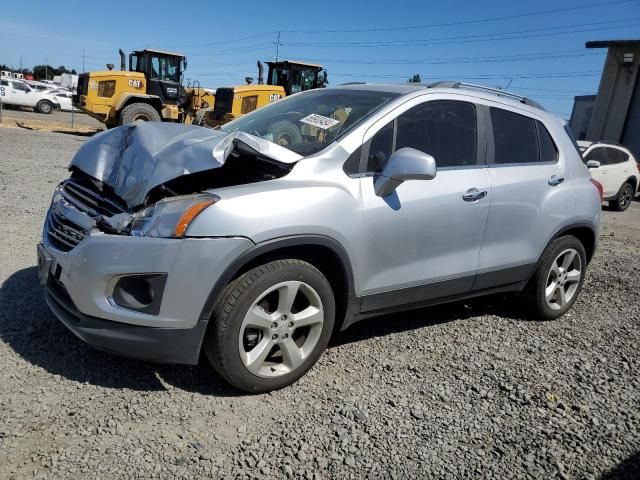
(199, 60), (327, 127)
(74, 48), (215, 127)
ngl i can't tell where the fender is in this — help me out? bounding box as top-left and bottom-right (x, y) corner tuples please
(197, 235), (358, 325)
(113, 92), (162, 112)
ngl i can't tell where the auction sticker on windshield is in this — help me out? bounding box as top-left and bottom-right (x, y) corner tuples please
(299, 114), (341, 130)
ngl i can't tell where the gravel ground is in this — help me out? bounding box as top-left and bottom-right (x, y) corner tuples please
(1, 126), (639, 480)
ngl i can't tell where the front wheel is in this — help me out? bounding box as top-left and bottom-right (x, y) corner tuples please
(204, 260), (335, 393)
(119, 102), (161, 125)
(523, 235), (587, 320)
(609, 182), (634, 212)
(36, 100), (54, 114)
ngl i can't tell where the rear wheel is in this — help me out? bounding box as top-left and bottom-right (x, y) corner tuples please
(35, 100), (54, 114)
(119, 102), (161, 125)
(524, 235), (586, 320)
(204, 260), (335, 393)
(609, 182), (634, 211)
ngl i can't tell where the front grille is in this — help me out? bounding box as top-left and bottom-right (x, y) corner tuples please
(45, 179), (127, 252)
(46, 209), (86, 251)
(60, 180), (125, 217)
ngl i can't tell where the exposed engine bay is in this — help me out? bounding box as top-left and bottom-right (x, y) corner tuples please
(52, 122), (298, 240)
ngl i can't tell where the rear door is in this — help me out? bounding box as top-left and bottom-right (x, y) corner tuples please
(584, 147), (615, 196)
(604, 147), (633, 196)
(475, 106), (572, 289)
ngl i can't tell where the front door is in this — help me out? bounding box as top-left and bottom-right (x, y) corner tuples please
(147, 54), (182, 105)
(358, 99), (491, 311)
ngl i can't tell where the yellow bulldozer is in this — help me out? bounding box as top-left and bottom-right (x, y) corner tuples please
(74, 48), (215, 127)
(199, 60), (327, 127)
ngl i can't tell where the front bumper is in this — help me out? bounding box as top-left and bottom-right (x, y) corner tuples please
(45, 276), (208, 364)
(39, 233), (253, 364)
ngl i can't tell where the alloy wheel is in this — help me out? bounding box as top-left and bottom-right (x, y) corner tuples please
(544, 248), (582, 311)
(238, 281), (324, 378)
(619, 185), (633, 209)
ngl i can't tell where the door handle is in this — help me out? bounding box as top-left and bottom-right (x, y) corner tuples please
(548, 176), (565, 186)
(462, 188), (487, 202)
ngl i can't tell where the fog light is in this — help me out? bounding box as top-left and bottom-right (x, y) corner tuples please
(111, 273), (167, 315)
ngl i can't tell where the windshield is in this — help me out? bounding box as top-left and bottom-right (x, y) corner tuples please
(220, 89), (400, 156)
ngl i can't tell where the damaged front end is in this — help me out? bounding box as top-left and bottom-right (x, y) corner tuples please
(45, 122), (300, 249)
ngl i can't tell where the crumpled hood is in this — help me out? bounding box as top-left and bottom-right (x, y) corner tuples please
(70, 122), (302, 209)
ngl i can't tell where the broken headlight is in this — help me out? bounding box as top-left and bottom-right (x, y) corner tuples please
(130, 194), (219, 238)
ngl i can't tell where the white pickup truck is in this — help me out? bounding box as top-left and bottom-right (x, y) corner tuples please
(0, 77), (60, 114)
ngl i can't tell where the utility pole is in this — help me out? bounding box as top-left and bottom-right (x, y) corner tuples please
(45, 56), (48, 80)
(20, 54), (23, 72)
(274, 32), (281, 62)
(81, 49), (86, 73)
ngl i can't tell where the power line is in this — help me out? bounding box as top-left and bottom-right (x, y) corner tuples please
(282, 0), (635, 33)
(290, 50), (602, 66)
(284, 18), (640, 48)
(172, 31), (278, 49)
(330, 70), (602, 80)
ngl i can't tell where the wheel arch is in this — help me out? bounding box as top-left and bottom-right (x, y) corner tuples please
(198, 235), (358, 332)
(624, 176), (638, 193)
(550, 222), (597, 264)
(113, 93), (163, 115)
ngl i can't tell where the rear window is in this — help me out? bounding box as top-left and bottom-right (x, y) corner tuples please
(491, 108), (559, 164)
(606, 148), (629, 165)
(537, 121), (558, 162)
(491, 108), (539, 164)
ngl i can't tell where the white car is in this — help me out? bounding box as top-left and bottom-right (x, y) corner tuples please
(0, 78), (60, 114)
(50, 90), (78, 112)
(581, 141), (639, 211)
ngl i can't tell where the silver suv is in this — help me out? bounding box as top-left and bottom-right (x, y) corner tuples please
(38, 82), (601, 392)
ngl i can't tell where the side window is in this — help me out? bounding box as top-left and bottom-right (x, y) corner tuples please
(0, 80), (8, 86)
(537, 121), (558, 162)
(367, 121), (394, 172)
(585, 147), (607, 164)
(490, 108), (538, 164)
(396, 100), (477, 168)
(606, 148), (628, 165)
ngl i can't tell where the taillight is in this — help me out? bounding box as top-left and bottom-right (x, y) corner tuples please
(590, 178), (604, 201)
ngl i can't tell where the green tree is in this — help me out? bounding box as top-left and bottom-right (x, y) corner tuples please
(408, 74), (422, 83)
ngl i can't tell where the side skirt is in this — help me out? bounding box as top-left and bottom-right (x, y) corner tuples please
(341, 264), (535, 330)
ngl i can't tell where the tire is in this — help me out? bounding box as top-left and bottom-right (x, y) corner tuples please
(36, 100), (53, 114)
(609, 182), (634, 212)
(523, 235), (587, 320)
(204, 260), (335, 393)
(119, 102), (161, 125)
(193, 109), (207, 127)
(269, 120), (303, 147)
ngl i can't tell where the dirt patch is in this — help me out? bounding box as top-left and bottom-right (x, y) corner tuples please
(0, 115), (103, 135)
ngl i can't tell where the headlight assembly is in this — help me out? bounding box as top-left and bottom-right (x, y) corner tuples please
(129, 194), (219, 238)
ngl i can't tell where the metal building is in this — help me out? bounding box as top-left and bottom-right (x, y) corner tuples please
(569, 95), (596, 140)
(575, 40), (640, 158)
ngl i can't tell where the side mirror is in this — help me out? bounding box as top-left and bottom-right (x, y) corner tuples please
(374, 147), (436, 197)
(586, 159), (600, 169)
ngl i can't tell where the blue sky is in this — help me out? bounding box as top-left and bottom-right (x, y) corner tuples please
(1, 0), (639, 118)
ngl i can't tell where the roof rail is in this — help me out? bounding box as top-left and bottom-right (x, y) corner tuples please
(427, 81), (546, 111)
